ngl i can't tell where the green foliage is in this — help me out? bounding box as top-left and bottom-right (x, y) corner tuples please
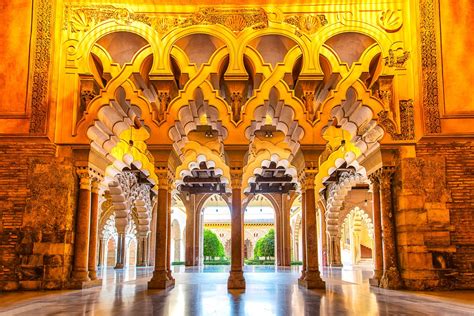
(253, 229), (275, 259)
(171, 261), (185, 266)
(244, 259), (275, 265)
(203, 259), (230, 265)
(203, 229), (225, 259)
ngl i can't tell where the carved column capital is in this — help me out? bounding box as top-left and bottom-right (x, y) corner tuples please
(230, 167), (243, 189)
(91, 178), (100, 194)
(76, 167), (91, 190)
(155, 167), (169, 191)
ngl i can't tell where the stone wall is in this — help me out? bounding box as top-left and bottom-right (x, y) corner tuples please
(394, 142), (474, 290)
(0, 142), (77, 291)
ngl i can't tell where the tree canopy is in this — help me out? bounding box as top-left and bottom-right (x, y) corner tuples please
(203, 229), (225, 259)
(254, 229), (275, 259)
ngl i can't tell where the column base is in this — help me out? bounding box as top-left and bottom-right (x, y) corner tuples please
(88, 270), (97, 280)
(68, 278), (102, 289)
(298, 269), (306, 285)
(148, 271), (175, 290)
(380, 267), (403, 289)
(71, 270), (90, 283)
(136, 263), (147, 267)
(227, 270), (246, 289)
(330, 263), (343, 268)
(114, 263), (124, 269)
(369, 270), (382, 287)
(299, 270), (325, 289)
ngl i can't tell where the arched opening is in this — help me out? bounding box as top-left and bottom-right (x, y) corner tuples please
(201, 194), (231, 265)
(290, 194), (303, 265)
(244, 194), (276, 265)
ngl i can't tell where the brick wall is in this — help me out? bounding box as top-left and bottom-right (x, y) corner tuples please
(416, 141), (474, 289)
(0, 142), (77, 291)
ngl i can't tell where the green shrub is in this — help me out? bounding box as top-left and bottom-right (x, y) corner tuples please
(253, 229), (275, 259)
(203, 229), (225, 260)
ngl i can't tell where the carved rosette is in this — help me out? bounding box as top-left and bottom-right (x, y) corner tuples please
(377, 9), (403, 33)
(284, 14), (328, 36)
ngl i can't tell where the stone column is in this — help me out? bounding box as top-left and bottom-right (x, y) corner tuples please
(320, 209), (328, 266)
(71, 168), (92, 286)
(185, 197), (197, 266)
(148, 174), (174, 289)
(281, 194), (292, 266)
(88, 179), (100, 280)
(379, 167), (403, 289)
(167, 190), (175, 283)
(275, 209), (283, 265)
(97, 238), (104, 267)
(298, 191), (307, 282)
(115, 233), (126, 269)
(300, 173), (325, 289)
(228, 172), (245, 289)
(369, 175), (383, 286)
(136, 235), (147, 266)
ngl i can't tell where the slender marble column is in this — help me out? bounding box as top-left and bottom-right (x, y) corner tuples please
(298, 191), (307, 282)
(320, 209), (328, 266)
(275, 210), (283, 265)
(148, 176), (174, 289)
(136, 235), (146, 266)
(71, 169), (92, 283)
(332, 235), (342, 266)
(88, 179), (100, 280)
(167, 190), (175, 283)
(115, 233), (126, 269)
(379, 167), (403, 289)
(282, 194), (292, 266)
(300, 173), (325, 289)
(369, 175), (383, 286)
(185, 199), (197, 266)
(228, 174), (245, 289)
(97, 238), (103, 267)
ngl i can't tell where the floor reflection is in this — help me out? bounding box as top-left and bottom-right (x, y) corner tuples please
(1, 265), (473, 316)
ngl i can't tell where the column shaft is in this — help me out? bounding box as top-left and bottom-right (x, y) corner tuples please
(299, 191), (307, 281)
(148, 186), (173, 289)
(228, 187), (245, 289)
(370, 178), (383, 286)
(185, 201), (197, 266)
(71, 171), (91, 283)
(379, 168), (403, 289)
(300, 177), (325, 289)
(88, 181), (100, 280)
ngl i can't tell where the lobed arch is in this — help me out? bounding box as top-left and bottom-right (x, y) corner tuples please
(325, 172), (371, 237)
(67, 21), (163, 74)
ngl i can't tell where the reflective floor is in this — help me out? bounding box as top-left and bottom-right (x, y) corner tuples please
(1, 266), (473, 315)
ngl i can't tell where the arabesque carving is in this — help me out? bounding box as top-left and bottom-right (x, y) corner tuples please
(377, 9), (403, 33)
(64, 5), (268, 35)
(30, 0), (53, 134)
(419, 0), (441, 134)
(384, 49), (410, 68)
(378, 99), (415, 141)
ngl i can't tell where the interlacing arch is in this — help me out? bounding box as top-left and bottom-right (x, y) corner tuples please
(61, 5), (409, 221)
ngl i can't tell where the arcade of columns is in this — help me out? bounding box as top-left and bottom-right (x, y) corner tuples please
(4, 0), (472, 293)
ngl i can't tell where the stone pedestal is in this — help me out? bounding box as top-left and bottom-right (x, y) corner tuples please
(369, 176), (383, 286)
(228, 182), (245, 290)
(300, 175), (325, 289)
(148, 179), (174, 290)
(379, 167), (403, 289)
(88, 180), (100, 280)
(71, 169), (91, 283)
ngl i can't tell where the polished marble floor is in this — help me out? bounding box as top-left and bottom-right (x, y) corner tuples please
(0, 265), (473, 316)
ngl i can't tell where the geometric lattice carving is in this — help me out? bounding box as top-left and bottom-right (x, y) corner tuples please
(378, 100), (415, 140)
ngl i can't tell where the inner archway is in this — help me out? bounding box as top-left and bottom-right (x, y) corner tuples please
(244, 194), (276, 265)
(201, 194), (231, 265)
